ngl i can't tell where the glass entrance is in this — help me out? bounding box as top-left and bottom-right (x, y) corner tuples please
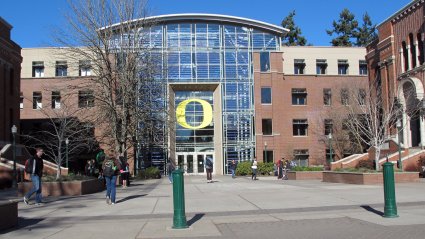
(176, 153), (214, 175)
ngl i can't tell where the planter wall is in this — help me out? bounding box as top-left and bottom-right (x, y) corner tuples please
(18, 179), (104, 197)
(323, 171), (420, 185)
(287, 171), (323, 180)
(0, 200), (18, 231)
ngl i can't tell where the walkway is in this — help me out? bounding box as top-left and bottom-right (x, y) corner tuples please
(1, 176), (425, 238)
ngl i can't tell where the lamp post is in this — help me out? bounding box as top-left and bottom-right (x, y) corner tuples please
(328, 133), (333, 168)
(396, 119), (403, 171)
(264, 141), (268, 163)
(65, 138), (69, 168)
(11, 125), (17, 188)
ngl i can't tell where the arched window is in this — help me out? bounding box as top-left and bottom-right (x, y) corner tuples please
(409, 33), (417, 68)
(402, 41), (409, 71)
(417, 33), (424, 65)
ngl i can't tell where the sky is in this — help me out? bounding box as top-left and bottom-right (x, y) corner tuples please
(0, 0), (413, 48)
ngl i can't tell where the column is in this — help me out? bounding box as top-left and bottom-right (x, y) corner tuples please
(415, 41), (420, 67)
(422, 33), (425, 65)
(399, 48), (405, 73)
(407, 45), (412, 70)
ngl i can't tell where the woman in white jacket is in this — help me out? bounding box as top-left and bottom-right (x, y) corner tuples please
(251, 158), (258, 180)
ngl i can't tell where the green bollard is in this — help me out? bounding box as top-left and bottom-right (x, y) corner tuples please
(172, 169), (188, 229)
(382, 162), (398, 218)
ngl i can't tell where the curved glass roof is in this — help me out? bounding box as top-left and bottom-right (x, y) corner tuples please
(105, 13), (288, 35)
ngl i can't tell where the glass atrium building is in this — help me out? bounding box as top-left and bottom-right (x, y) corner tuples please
(123, 14), (285, 174)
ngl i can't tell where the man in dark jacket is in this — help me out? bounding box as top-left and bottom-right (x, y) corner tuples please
(24, 148), (44, 205)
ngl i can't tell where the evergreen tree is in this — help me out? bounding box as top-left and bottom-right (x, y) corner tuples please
(326, 8), (358, 46)
(281, 10), (307, 46)
(354, 12), (377, 46)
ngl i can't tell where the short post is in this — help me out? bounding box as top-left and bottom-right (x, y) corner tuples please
(382, 162), (398, 218)
(11, 125), (17, 188)
(172, 169), (188, 229)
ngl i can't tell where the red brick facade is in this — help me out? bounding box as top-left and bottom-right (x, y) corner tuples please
(0, 17), (22, 147)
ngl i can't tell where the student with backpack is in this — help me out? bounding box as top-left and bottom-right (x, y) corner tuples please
(102, 155), (121, 205)
(205, 156), (213, 183)
(23, 148), (44, 205)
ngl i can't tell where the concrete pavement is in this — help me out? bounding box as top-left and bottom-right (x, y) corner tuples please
(1, 175), (425, 238)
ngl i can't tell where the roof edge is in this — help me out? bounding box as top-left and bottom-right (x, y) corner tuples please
(104, 13), (288, 35)
(378, 0), (424, 27)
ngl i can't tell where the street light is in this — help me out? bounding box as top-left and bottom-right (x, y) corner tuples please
(328, 133), (333, 168)
(11, 125), (17, 188)
(396, 119), (403, 171)
(264, 141), (268, 163)
(65, 138), (69, 168)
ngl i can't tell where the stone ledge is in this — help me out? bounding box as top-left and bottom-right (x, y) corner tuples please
(0, 200), (18, 231)
(18, 178), (104, 197)
(287, 171), (323, 180)
(323, 171), (420, 184)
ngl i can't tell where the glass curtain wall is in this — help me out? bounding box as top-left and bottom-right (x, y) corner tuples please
(128, 21), (280, 173)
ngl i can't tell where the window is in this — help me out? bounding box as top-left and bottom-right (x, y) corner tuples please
(261, 87), (272, 104)
(293, 149), (309, 166)
(358, 89), (366, 105)
(316, 59), (327, 74)
(323, 88), (332, 106)
(341, 88), (349, 105)
(263, 150), (273, 163)
(51, 91), (61, 109)
(55, 61), (68, 77)
(32, 61), (44, 77)
(20, 93), (23, 109)
(294, 59), (305, 74)
(324, 119), (333, 136)
(338, 59), (349, 75)
(359, 60), (368, 75)
(292, 88), (307, 105)
(33, 92), (42, 109)
(79, 60), (91, 76)
(418, 33), (424, 65)
(262, 119), (272, 135)
(409, 33), (417, 68)
(293, 119), (308, 136)
(260, 52), (270, 72)
(402, 41), (408, 71)
(78, 90), (94, 108)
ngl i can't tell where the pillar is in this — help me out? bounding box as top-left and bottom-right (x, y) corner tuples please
(399, 48), (404, 73)
(407, 45), (412, 70)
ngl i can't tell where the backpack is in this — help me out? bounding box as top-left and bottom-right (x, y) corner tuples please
(24, 158), (32, 174)
(103, 159), (115, 177)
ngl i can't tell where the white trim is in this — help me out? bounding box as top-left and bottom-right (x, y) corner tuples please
(101, 13), (288, 35)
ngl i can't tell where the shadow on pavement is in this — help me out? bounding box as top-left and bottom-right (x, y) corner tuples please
(1, 217), (44, 233)
(116, 194), (147, 204)
(360, 205), (384, 216)
(187, 213), (205, 226)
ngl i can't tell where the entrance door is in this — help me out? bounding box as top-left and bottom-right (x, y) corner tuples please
(175, 153), (214, 175)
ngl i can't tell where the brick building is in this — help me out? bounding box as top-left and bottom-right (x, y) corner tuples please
(367, 0), (425, 149)
(20, 14), (368, 174)
(255, 47), (367, 166)
(0, 17), (22, 147)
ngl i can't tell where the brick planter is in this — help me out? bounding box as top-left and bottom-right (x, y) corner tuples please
(18, 179), (104, 197)
(323, 171), (420, 185)
(0, 200), (18, 231)
(287, 171), (323, 180)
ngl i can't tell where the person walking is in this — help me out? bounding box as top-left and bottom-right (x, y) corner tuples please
(23, 148), (44, 205)
(282, 159), (290, 180)
(205, 156), (213, 183)
(120, 157), (130, 188)
(167, 160), (175, 184)
(229, 160), (237, 178)
(277, 158), (283, 179)
(251, 158), (258, 180)
(102, 155), (121, 205)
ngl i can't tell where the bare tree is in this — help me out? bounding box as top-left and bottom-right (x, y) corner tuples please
(21, 93), (97, 179)
(341, 78), (419, 170)
(53, 0), (167, 162)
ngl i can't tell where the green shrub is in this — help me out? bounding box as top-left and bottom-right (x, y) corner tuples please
(42, 173), (95, 182)
(291, 166), (323, 171)
(138, 167), (161, 179)
(258, 162), (274, 175)
(356, 160), (374, 170)
(236, 161), (252, 176)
